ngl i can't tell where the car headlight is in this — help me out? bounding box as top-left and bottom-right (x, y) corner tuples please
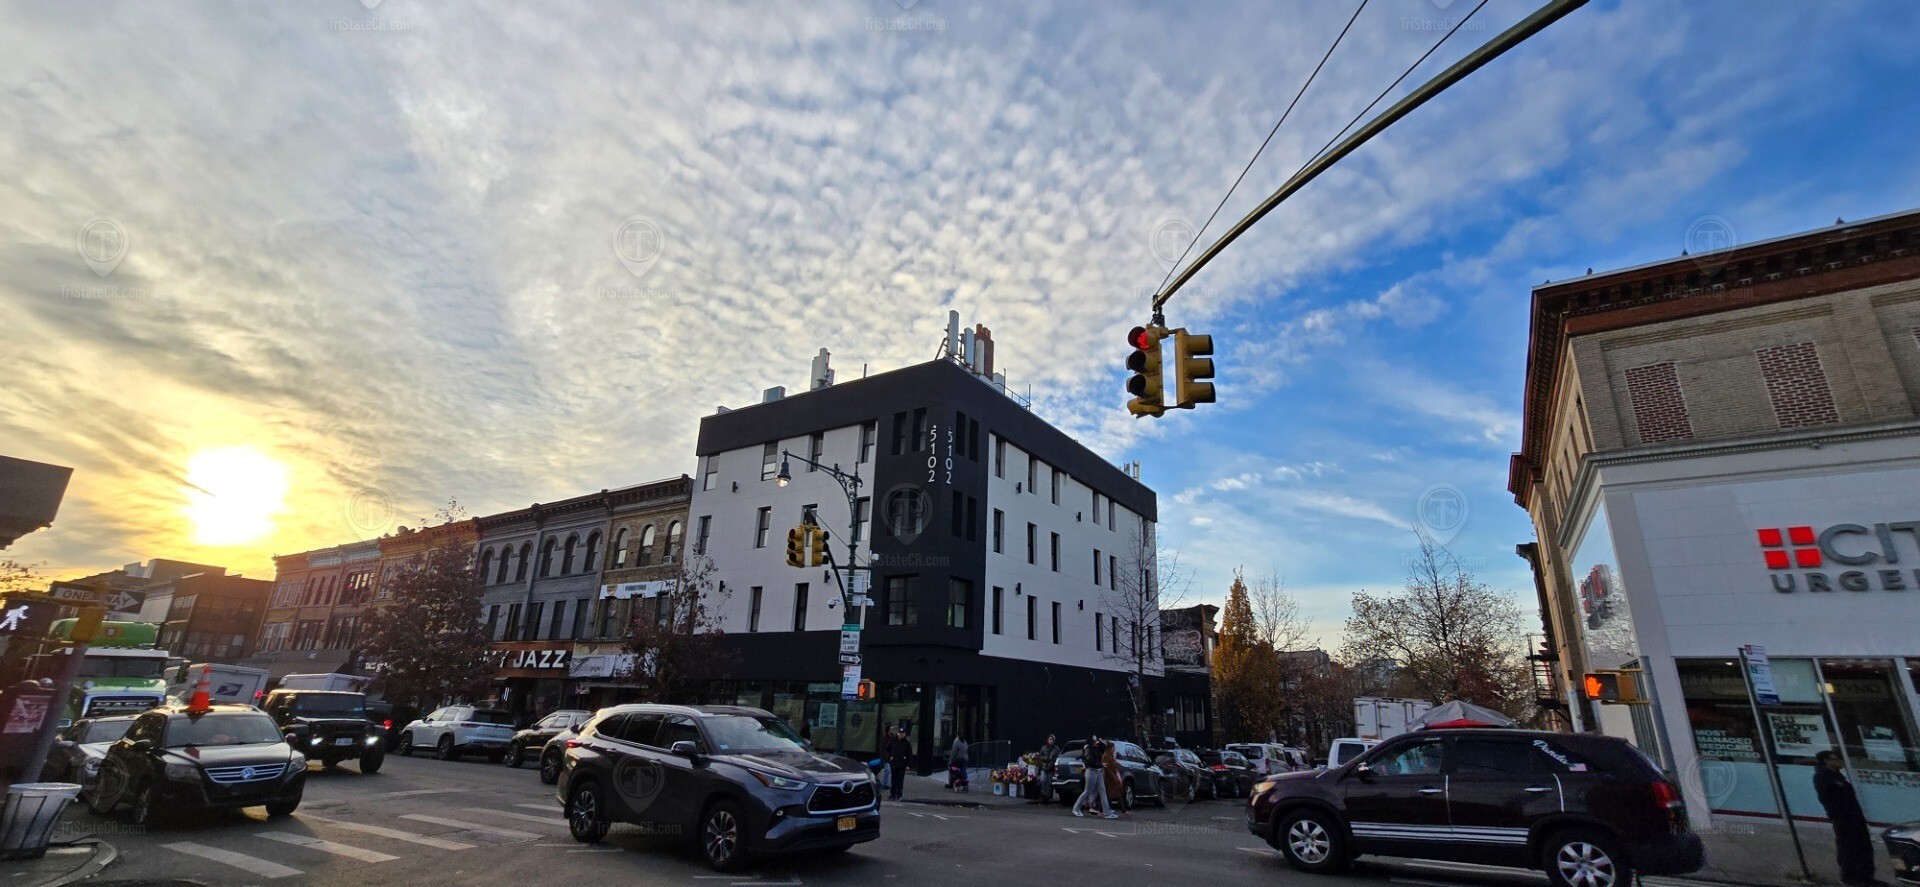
(1254, 778), (1279, 793)
(1888, 825), (1920, 841)
(165, 762), (199, 781)
(749, 770), (810, 791)
(366, 735), (381, 746)
(290, 753), (307, 768)
(309, 736), (324, 746)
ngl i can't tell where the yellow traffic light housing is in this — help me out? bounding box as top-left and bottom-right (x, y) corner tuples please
(1582, 669), (1643, 704)
(1171, 328), (1215, 409)
(808, 526), (829, 567)
(785, 526), (807, 568)
(1125, 325), (1168, 417)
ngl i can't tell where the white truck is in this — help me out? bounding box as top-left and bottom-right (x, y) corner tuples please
(1353, 696), (1433, 742)
(279, 672), (373, 693)
(168, 662), (271, 706)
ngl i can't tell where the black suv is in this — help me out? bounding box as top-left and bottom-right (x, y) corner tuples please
(262, 690), (386, 773)
(557, 704), (879, 871)
(1051, 739), (1169, 808)
(506, 708), (590, 771)
(1247, 728), (1703, 887)
(88, 703), (307, 824)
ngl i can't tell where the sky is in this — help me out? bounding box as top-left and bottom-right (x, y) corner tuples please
(4, 0), (1920, 651)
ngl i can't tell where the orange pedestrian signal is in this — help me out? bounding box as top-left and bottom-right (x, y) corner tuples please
(1582, 670), (1642, 704)
(855, 679), (876, 701)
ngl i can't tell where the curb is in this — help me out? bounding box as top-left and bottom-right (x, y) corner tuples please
(898, 799), (985, 809)
(41, 838), (116, 887)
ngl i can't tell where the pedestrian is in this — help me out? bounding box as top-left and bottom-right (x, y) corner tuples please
(1102, 736), (1130, 818)
(1036, 734), (1061, 802)
(947, 735), (970, 792)
(1814, 750), (1885, 887)
(885, 727), (913, 802)
(1073, 736), (1117, 819)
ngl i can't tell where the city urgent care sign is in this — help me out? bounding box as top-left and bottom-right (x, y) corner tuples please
(1758, 522), (1920, 594)
(488, 641), (573, 678)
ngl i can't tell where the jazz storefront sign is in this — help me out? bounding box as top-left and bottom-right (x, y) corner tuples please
(1759, 522), (1920, 593)
(486, 646), (572, 671)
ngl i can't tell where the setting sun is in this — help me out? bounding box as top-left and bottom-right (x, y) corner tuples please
(183, 446), (289, 546)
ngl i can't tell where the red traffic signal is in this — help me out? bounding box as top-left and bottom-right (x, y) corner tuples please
(1127, 326), (1154, 351)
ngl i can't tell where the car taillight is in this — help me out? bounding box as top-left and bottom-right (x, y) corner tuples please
(1652, 780), (1682, 808)
(383, 719), (393, 729)
(565, 739), (582, 749)
(1210, 765), (1227, 771)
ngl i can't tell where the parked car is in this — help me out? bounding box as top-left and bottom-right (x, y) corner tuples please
(261, 689), (385, 773)
(87, 702), (307, 824)
(1278, 746), (1312, 771)
(1050, 739), (1169, 809)
(1887, 821), (1920, 885)
(1227, 742), (1291, 776)
(1248, 728), (1704, 887)
(395, 704), (516, 761)
(505, 709), (591, 769)
(1197, 748), (1257, 799)
(44, 716), (138, 801)
(1150, 747), (1205, 803)
(557, 703), (879, 871)
(1326, 737), (1379, 769)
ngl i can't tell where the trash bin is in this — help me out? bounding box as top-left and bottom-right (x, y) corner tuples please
(0, 782), (81, 860)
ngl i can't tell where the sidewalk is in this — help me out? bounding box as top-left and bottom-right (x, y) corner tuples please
(7, 838), (116, 887)
(892, 770), (1046, 808)
(1684, 819), (1898, 887)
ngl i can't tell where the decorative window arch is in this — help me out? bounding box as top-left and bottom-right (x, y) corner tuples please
(562, 535), (579, 575)
(541, 538), (558, 577)
(665, 521), (683, 561)
(496, 546), (512, 584)
(612, 527), (630, 569)
(583, 531), (601, 572)
(479, 549), (494, 584)
(516, 542), (532, 581)
(638, 524), (657, 566)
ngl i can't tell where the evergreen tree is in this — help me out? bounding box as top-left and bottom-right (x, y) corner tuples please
(1213, 570), (1282, 741)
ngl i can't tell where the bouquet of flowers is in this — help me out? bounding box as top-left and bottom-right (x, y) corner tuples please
(1003, 763), (1033, 786)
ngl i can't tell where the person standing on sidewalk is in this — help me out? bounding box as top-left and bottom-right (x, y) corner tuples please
(947, 735), (970, 792)
(1073, 737), (1117, 819)
(885, 727), (913, 802)
(1814, 750), (1884, 887)
(1036, 734), (1061, 802)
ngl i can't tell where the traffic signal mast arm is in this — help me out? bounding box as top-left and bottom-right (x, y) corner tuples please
(1150, 0), (1587, 312)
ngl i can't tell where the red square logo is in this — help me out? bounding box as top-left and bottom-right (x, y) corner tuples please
(1794, 547), (1823, 568)
(1788, 525), (1816, 546)
(1757, 528), (1784, 547)
(1764, 550), (1791, 569)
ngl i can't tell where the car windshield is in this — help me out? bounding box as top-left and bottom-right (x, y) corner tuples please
(78, 719), (135, 744)
(471, 710), (515, 725)
(291, 696), (367, 718)
(165, 713), (284, 748)
(1229, 745), (1264, 758)
(82, 655), (167, 679)
(701, 715), (806, 754)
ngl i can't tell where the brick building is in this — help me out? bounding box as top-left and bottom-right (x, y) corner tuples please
(1508, 208), (1920, 829)
(571, 476), (692, 710)
(251, 540), (381, 677)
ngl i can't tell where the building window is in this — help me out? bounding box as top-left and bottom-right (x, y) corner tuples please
(992, 510), (1004, 554)
(886, 575), (919, 627)
(748, 587), (763, 632)
(802, 503), (819, 526)
(1051, 469), (1061, 504)
(1094, 550), (1102, 586)
(613, 528), (632, 568)
(703, 456), (718, 491)
(504, 603), (522, 641)
(596, 599), (619, 639)
(1109, 555), (1118, 591)
(1026, 523), (1037, 565)
(525, 603), (544, 641)
(479, 550), (493, 584)
(994, 437), (1006, 478)
(637, 524), (657, 566)
(892, 411), (908, 456)
(562, 536), (578, 575)
(550, 601), (567, 638)
(852, 498), (870, 545)
(911, 408), (928, 452)
(516, 543), (531, 581)
(859, 421), (877, 463)
(1051, 602), (1061, 644)
(755, 508), (772, 548)
(1108, 500), (1115, 530)
(1092, 492), (1102, 522)
(571, 599), (588, 639)
(887, 490), (926, 540)
(583, 532), (601, 572)
(991, 587), (1003, 635)
(1027, 458), (1038, 494)
(1050, 533), (1060, 572)
(808, 432), (825, 470)
(536, 540), (554, 577)
(1111, 619), (1119, 654)
(1026, 596), (1037, 641)
(694, 516), (711, 556)
(664, 521), (683, 562)
(762, 442), (779, 481)
(948, 578), (971, 628)
(792, 583), (809, 631)
(1095, 612), (1103, 651)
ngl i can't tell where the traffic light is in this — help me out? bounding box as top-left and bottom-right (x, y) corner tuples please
(1171, 328), (1215, 409)
(785, 526), (808, 568)
(855, 679), (876, 701)
(808, 526), (829, 567)
(70, 605), (105, 644)
(1125, 325), (1168, 417)
(1582, 670), (1643, 704)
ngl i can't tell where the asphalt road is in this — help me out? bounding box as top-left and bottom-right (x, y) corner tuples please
(51, 756), (1713, 887)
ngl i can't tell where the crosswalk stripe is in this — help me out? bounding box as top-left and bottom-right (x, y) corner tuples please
(161, 842), (302, 879)
(467, 808), (566, 825)
(255, 831), (401, 863)
(401, 813), (541, 841)
(516, 803), (562, 813)
(301, 816), (477, 851)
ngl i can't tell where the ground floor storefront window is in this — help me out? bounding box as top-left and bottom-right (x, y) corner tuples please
(1678, 656), (1920, 825)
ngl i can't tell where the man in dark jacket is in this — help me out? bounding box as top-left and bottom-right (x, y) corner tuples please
(1813, 750), (1884, 887)
(885, 727), (913, 802)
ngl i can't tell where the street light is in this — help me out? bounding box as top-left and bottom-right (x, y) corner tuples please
(775, 459), (792, 487)
(774, 450), (864, 613)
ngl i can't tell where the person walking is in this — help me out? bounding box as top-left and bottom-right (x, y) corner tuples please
(1102, 737), (1130, 818)
(947, 735), (971, 792)
(1036, 734), (1061, 802)
(1073, 736), (1117, 819)
(1814, 750), (1884, 887)
(885, 727), (913, 802)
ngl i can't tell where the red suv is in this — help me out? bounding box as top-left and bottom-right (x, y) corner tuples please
(1247, 728), (1703, 887)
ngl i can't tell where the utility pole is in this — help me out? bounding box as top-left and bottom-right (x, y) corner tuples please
(1153, 0), (1588, 312)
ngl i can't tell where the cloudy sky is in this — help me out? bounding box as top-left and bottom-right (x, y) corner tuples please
(4, 0), (1918, 648)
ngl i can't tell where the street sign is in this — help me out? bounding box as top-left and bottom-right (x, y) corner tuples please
(840, 651), (862, 667)
(840, 664), (862, 699)
(839, 628), (862, 666)
(48, 582), (103, 603)
(849, 571), (871, 601)
(1742, 644), (1781, 706)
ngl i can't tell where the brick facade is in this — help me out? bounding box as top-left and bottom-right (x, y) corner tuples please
(1755, 340), (1840, 428)
(1624, 361), (1693, 443)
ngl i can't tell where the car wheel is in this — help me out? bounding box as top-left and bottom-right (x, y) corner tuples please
(89, 764), (127, 815)
(397, 732), (414, 756)
(435, 735), (457, 761)
(503, 743), (524, 768)
(359, 747), (385, 774)
(266, 794), (302, 818)
(1278, 809), (1348, 874)
(566, 781), (610, 844)
(1121, 781), (1136, 810)
(701, 799), (749, 872)
(128, 781), (160, 827)
(539, 751), (562, 785)
(1543, 828), (1633, 887)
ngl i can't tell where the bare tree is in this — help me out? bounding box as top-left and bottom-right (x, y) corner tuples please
(363, 502), (492, 710)
(621, 554), (735, 704)
(1098, 521), (1187, 742)
(1339, 534), (1532, 718)
(1246, 569), (1311, 653)
(0, 560), (44, 595)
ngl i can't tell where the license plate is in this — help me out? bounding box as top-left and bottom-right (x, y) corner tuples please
(836, 816), (856, 832)
(334, 737), (355, 746)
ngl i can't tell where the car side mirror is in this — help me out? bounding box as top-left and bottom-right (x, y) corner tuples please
(132, 738), (157, 752)
(1353, 762), (1375, 781)
(569, 723), (583, 734)
(670, 740), (702, 760)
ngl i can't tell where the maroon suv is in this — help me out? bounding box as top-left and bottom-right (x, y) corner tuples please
(1247, 728), (1703, 887)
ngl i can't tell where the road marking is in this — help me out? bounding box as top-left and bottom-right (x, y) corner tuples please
(467, 808), (566, 825)
(161, 842), (302, 879)
(516, 803), (562, 813)
(401, 814), (540, 841)
(301, 817), (477, 851)
(902, 810), (966, 820)
(255, 832), (400, 863)
(1238, 846), (1274, 855)
(357, 788), (457, 801)
(1061, 827), (1120, 837)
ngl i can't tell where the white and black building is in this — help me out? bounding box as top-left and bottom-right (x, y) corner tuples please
(689, 334), (1168, 770)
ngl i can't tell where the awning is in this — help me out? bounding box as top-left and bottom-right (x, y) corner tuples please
(569, 653), (635, 679)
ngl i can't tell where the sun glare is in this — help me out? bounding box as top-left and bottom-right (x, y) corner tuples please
(184, 447), (289, 546)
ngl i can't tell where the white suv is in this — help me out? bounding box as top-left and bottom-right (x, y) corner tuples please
(396, 705), (516, 762)
(1225, 742), (1290, 776)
